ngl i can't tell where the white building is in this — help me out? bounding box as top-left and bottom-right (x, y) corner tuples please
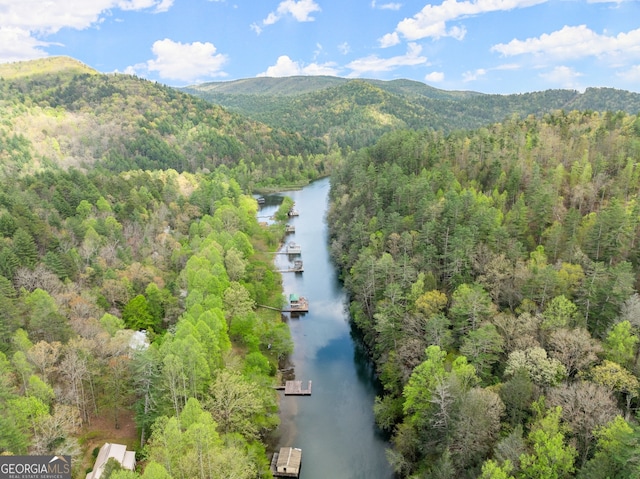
(86, 443), (136, 479)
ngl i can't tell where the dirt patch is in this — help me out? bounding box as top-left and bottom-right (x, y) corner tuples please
(78, 410), (138, 476)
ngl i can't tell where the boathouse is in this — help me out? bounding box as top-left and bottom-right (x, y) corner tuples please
(286, 241), (301, 254)
(284, 380), (312, 395)
(288, 294), (309, 312)
(272, 447), (302, 478)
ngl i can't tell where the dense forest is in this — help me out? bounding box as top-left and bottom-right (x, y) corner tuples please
(0, 165), (301, 478)
(0, 57), (338, 188)
(186, 77), (640, 151)
(3, 56), (640, 479)
(0, 57), (327, 478)
(328, 110), (640, 478)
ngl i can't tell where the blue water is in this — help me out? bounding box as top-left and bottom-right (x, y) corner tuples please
(260, 178), (394, 479)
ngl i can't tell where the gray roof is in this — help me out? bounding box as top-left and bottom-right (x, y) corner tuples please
(86, 443), (136, 479)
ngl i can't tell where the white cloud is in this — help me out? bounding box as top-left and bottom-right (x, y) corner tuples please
(492, 25), (640, 61)
(494, 62), (520, 71)
(393, 0), (547, 41)
(338, 42), (351, 55)
(0, 0), (173, 63)
(539, 65), (583, 90)
(135, 39), (228, 82)
(371, 1), (403, 10)
(379, 32), (401, 48)
(152, 0), (174, 12)
(0, 27), (50, 63)
(258, 55), (339, 77)
(250, 22), (263, 35)
(463, 68), (487, 82)
(425, 71), (444, 82)
(118, 0), (173, 12)
(346, 42), (428, 76)
(259, 0), (321, 28)
(617, 64), (640, 82)
(313, 43), (324, 60)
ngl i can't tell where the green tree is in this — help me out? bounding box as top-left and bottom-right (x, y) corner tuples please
(590, 360), (639, 420)
(541, 295), (583, 331)
(449, 282), (496, 337)
(141, 462), (172, 479)
(0, 351), (29, 454)
(480, 459), (515, 479)
(224, 247), (246, 282)
(24, 288), (71, 343)
(500, 368), (535, 427)
(519, 402), (577, 479)
(100, 313), (126, 336)
(145, 283), (169, 331)
(206, 370), (277, 439)
(603, 320), (638, 369)
(460, 323), (504, 381)
(222, 282), (255, 327)
(146, 398), (257, 479)
(123, 295), (156, 331)
(578, 416), (640, 479)
(11, 228), (38, 268)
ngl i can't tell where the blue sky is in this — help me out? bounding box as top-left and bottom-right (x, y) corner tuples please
(1, 0), (639, 93)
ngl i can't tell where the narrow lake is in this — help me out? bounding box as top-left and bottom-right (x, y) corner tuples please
(259, 177), (394, 479)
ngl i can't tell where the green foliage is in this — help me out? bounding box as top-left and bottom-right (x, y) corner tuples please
(100, 313), (126, 336)
(12, 228), (38, 268)
(145, 398), (257, 479)
(327, 111), (640, 476)
(122, 295), (156, 331)
(3, 57), (640, 479)
(579, 416), (640, 479)
(186, 78), (640, 151)
(603, 321), (639, 369)
(480, 459), (515, 479)
(23, 289), (71, 343)
(519, 402), (577, 479)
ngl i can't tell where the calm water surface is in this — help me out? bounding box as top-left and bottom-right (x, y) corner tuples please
(259, 178), (394, 479)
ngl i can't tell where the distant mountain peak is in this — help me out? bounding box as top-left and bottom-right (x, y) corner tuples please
(0, 56), (97, 80)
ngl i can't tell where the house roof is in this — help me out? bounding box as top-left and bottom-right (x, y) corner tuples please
(276, 447), (302, 470)
(86, 443), (136, 479)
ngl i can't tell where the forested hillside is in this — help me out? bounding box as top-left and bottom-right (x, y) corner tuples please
(328, 110), (640, 478)
(3, 55), (640, 479)
(186, 77), (640, 151)
(0, 57), (334, 479)
(0, 57), (338, 188)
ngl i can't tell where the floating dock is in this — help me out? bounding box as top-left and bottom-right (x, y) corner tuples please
(278, 260), (303, 273)
(271, 447), (302, 478)
(284, 294), (308, 313)
(285, 224), (295, 234)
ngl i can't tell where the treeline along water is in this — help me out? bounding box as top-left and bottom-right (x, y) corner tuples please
(260, 178), (394, 479)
